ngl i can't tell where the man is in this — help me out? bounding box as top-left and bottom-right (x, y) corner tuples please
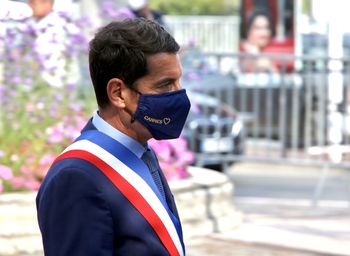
(36, 19), (190, 255)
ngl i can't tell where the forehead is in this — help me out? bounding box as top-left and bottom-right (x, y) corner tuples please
(28, 0), (52, 5)
(252, 15), (269, 26)
(143, 53), (181, 79)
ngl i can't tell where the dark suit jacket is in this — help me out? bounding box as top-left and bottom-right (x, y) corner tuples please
(36, 120), (183, 255)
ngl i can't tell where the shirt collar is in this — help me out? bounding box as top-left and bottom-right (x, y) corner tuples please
(92, 111), (146, 158)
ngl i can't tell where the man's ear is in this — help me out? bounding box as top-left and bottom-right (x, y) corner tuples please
(106, 78), (126, 108)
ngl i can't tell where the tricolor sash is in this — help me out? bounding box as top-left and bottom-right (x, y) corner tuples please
(52, 130), (185, 256)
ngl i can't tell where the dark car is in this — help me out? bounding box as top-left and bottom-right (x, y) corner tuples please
(180, 48), (245, 170)
(183, 91), (245, 170)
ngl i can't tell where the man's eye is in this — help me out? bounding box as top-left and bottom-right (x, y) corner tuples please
(162, 81), (172, 86)
(158, 81), (172, 88)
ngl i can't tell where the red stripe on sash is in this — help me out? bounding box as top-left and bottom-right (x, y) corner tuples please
(54, 149), (180, 256)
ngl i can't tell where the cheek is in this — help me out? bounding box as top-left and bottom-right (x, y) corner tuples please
(249, 29), (271, 45)
(33, 7), (46, 17)
(261, 29), (271, 39)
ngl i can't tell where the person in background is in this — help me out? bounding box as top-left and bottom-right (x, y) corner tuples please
(128, 0), (166, 27)
(36, 18), (189, 255)
(28, 0), (53, 18)
(27, 0), (80, 87)
(240, 9), (277, 72)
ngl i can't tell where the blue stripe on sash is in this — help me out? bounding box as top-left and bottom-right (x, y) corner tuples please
(75, 130), (184, 246)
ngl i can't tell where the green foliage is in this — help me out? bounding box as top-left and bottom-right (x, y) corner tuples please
(302, 0), (311, 15)
(0, 14), (95, 192)
(150, 0), (240, 15)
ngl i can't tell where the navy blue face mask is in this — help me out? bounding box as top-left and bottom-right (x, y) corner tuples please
(127, 89), (191, 140)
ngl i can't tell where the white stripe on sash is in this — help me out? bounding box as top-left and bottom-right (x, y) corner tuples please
(63, 139), (184, 256)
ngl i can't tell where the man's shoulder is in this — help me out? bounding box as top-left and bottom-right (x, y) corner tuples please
(40, 150), (108, 188)
(36, 156), (111, 206)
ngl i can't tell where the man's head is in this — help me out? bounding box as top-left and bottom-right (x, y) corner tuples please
(89, 19), (185, 143)
(28, 0), (54, 18)
(89, 18), (180, 109)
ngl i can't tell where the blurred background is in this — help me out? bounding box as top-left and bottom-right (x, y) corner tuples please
(1, 0), (350, 255)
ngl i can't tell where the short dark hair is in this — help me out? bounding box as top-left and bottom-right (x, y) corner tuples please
(89, 18), (180, 108)
(244, 9), (275, 39)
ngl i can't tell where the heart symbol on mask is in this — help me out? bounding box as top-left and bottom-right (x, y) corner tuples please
(163, 118), (171, 125)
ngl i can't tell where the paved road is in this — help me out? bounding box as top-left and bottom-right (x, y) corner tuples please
(229, 162), (350, 201)
(202, 163), (350, 256)
(187, 236), (327, 256)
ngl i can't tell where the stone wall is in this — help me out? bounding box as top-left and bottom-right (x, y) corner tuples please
(0, 193), (42, 256)
(173, 166), (242, 239)
(0, 167), (241, 255)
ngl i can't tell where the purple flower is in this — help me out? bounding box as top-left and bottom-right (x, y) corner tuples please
(71, 34), (88, 47)
(187, 37), (197, 47)
(5, 28), (16, 39)
(74, 16), (92, 28)
(149, 136), (194, 181)
(49, 106), (59, 117)
(57, 11), (70, 20)
(66, 83), (76, 92)
(23, 25), (36, 36)
(46, 126), (65, 144)
(113, 7), (136, 20)
(0, 165), (13, 180)
(69, 103), (82, 112)
(20, 166), (32, 175)
(39, 154), (55, 166)
(101, 1), (136, 21)
(185, 71), (202, 81)
(54, 94), (64, 102)
(11, 176), (26, 190)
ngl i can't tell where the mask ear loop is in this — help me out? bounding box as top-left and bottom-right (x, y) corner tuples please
(124, 84), (141, 123)
(124, 107), (136, 123)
